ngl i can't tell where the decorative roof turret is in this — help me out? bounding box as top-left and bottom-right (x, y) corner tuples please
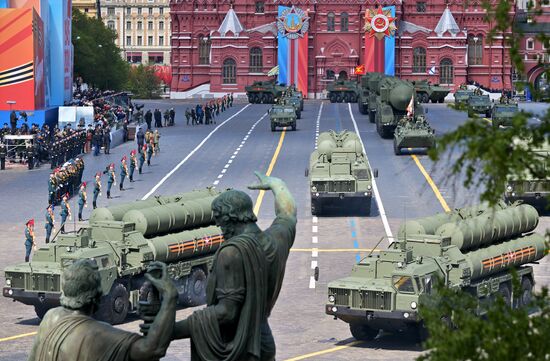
(218, 7), (244, 37)
(434, 5), (460, 37)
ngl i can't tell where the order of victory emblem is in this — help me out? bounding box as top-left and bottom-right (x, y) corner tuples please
(364, 7), (397, 40)
(277, 6), (310, 39)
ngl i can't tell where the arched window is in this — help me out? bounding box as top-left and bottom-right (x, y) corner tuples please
(223, 58), (237, 84)
(249, 47), (263, 73)
(340, 12), (349, 32)
(107, 20), (115, 30)
(440, 58), (454, 84)
(326, 69), (335, 79)
(468, 34), (483, 65)
(327, 12), (335, 31)
(413, 47), (426, 73)
(198, 35), (211, 65)
(338, 70), (348, 80)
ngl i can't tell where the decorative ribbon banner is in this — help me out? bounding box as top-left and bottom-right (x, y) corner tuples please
(364, 6), (397, 76)
(277, 5), (308, 95)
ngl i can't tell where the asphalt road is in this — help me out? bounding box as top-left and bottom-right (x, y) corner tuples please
(0, 99), (548, 361)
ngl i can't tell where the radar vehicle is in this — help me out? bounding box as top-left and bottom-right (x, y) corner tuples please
(467, 94), (492, 118)
(245, 80), (285, 104)
(327, 79), (359, 103)
(307, 130), (378, 215)
(326, 202), (546, 340)
(3, 189), (224, 324)
(393, 115), (436, 155)
(411, 80), (450, 103)
(269, 104), (297, 131)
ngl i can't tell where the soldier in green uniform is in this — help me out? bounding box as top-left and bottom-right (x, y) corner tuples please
(147, 141), (153, 166)
(48, 173), (57, 205)
(129, 150), (137, 182)
(60, 194), (71, 234)
(45, 205), (55, 244)
(120, 156), (128, 191)
(93, 172), (101, 209)
(25, 219), (36, 262)
(139, 144), (146, 174)
(77, 182), (87, 222)
(106, 163), (116, 199)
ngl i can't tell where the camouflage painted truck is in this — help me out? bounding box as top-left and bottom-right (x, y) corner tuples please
(357, 72), (386, 121)
(453, 89), (474, 107)
(3, 188), (224, 324)
(505, 142), (550, 211)
(269, 104), (297, 131)
(411, 80), (450, 103)
(327, 79), (359, 103)
(326, 202), (547, 340)
(491, 102), (519, 128)
(245, 80), (285, 104)
(467, 94), (493, 118)
(307, 130), (378, 216)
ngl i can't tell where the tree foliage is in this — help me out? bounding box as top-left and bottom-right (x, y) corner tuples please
(126, 65), (161, 99)
(72, 10), (129, 90)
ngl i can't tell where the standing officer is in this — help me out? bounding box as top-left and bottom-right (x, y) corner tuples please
(77, 182), (87, 222)
(129, 150), (137, 182)
(147, 139), (154, 166)
(120, 156), (128, 191)
(139, 144), (146, 174)
(48, 173), (57, 204)
(59, 194), (71, 234)
(145, 109), (153, 130)
(103, 127), (111, 154)
(45, 205), (55, 244)
(24, 219), (35, 262)
(136, 127), (145, 149)
(92, 172), (101, 209)
(106, 163), (116, 199)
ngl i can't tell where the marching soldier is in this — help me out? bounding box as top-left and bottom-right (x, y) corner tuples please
(77, 182), (87, 222)
(45, 205), (55, 244)
(147, 140), (154, 166)
(106, 163), (116, 199)
(120, 156), (128, 191)
(24, 219), (35, 262)
(129, 150), (137, 182)
(153, 130), (160, 153)
(60, 194), (71, 234)
(93, 172), (101, 209)
(139, 144), (146, 174)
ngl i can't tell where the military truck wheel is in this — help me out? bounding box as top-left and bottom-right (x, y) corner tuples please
(329, 94), (336, 103)
(358, 103), (367, 115)
(271, 124), (276, 132)
(393, 140), (401, 155)
(498, 283), (512, 308)
(349, 323), (378, 341)
(350, 93), (357, 103)
(96, 282), (129, 325)
(438, 98), (444, 103)
(335, 94), (343, 103)
(369, 111), (375, 123)
(517, 277), (533, 308)
(467, 110), (474, 118)
(265, 94), (273, 104)
(251, 94), (258, 104)
(291, 122), (297, 131)
(485, 110), (492, 118)
(34, 304), (49, 319)
(297, 111), (301, 119)
(343, 93), (350, 103)
(182, 268), (207, 307)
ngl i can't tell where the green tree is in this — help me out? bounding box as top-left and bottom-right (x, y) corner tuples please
(126, 65), (161, 99)
(72, 9), (129, 90)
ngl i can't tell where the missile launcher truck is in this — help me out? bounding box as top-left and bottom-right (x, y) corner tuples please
(374, 77), (426, 138)
(357, 72), (385, 122)
(307, 130), (378, 216)
(245, 80), (286, 104)
(411, 80), (450, 104)
(3, 188), (224, 324)
(326, 202), (547, 341)
(327, 79), (359, 103)
(393, 115), (436, 155)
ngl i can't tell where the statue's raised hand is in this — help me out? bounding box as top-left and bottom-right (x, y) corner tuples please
(248, 171), (281, 191)
(144, 262), (178, 300)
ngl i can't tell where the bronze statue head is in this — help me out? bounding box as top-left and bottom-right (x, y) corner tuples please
(212, 190), (257, 239)
(60, 259), (103, 311)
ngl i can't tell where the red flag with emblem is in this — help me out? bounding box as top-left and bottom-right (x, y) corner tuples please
(355, 65), (366, 75)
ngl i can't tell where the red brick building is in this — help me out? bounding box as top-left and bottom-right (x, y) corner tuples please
(169, 0), (518, 98)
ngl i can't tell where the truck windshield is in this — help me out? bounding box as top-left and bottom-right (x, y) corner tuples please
(494, 107), (517, 116)
(392, 275), (415, 293)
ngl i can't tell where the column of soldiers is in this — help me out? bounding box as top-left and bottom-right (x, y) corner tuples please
(184, 93), (233, 126)
(47, 158), (85, 205)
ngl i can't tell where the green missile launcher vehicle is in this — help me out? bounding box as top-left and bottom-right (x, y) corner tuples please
(393, 115), (435, 155)
(3, 188), (224, 324)
(411, 80), (450, 103)
(307, 130), (378, 216)
(357, 72), (385, 120)
(505, 142), (550, 211)
(467, 94), (492, 118)
(327, 79), (359, 103)
(326, 202), (547, 340)
(269, 104), (297, 131)
(491, 102), (519, 128)
(245, 80), (286, 104)
(453, 89), (474, 106)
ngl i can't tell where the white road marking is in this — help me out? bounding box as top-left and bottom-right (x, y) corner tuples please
(311, 260), (318, 269)
(213, 180), (219, 185)
(142, 104), (251, 199)
(217, 174), (223, 179)
(312, 236), (318, 244)
(228, 159), (233, 164)
(347, 103), (394, 242)
(309, 276), (316, 289)
(221, 169), (227, 174)
(312, 225), (318, 233)
(312, 216), (318, 223)
(233, 151), (239, 155)
(231, 155), (236, 159)
(312, 248), (318, 257)
(224, 164), (230, 169)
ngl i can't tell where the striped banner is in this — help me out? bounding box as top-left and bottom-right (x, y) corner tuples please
(364, 6), (396, 76)
(277, 6), (308, 95)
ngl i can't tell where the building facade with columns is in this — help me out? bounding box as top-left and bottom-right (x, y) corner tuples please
(100, 0), (171, 65)
(170, 0), (520, 98)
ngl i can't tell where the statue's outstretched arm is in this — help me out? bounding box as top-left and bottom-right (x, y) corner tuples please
(248, 171), (297, 220)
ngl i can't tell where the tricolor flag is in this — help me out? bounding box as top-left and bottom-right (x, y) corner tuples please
(428, 66), (436, 75)
(267, 65), (279, 77)
(364, 6), (397, 76)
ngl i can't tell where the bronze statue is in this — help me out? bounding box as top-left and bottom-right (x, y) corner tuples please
(172, 172), (297, 361)
(28, 260), (178, 361)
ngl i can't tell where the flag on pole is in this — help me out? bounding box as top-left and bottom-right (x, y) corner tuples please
(406, 95), (414, 117)
(428, 66), (436, 75)
(355, 64), (366, 75)
(267, 65), (279, 76)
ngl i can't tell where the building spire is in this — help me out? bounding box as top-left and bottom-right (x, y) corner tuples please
(218, 6), (244, 36)
(434, 6), (460, 37)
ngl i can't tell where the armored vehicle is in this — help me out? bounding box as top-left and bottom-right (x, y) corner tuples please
(326, 202), (547, 340)
(245, 80), (285, 104)
(411, 80), (450, 103)
(308, 130), (378, 216)
(3, 188), (224, 324)
(269, 104), (297, 131)
(491, 102), (519, 127)
(467, 94), (492, 117)
(505, 142), (550, 211)
(374, 78), (424, 138)
(393, 115), (436, 155)
(327, 79), (359, 103)
(281, 96), (302, 118)
(357, 72), (385, 120)
(454, 89), (474, 106)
